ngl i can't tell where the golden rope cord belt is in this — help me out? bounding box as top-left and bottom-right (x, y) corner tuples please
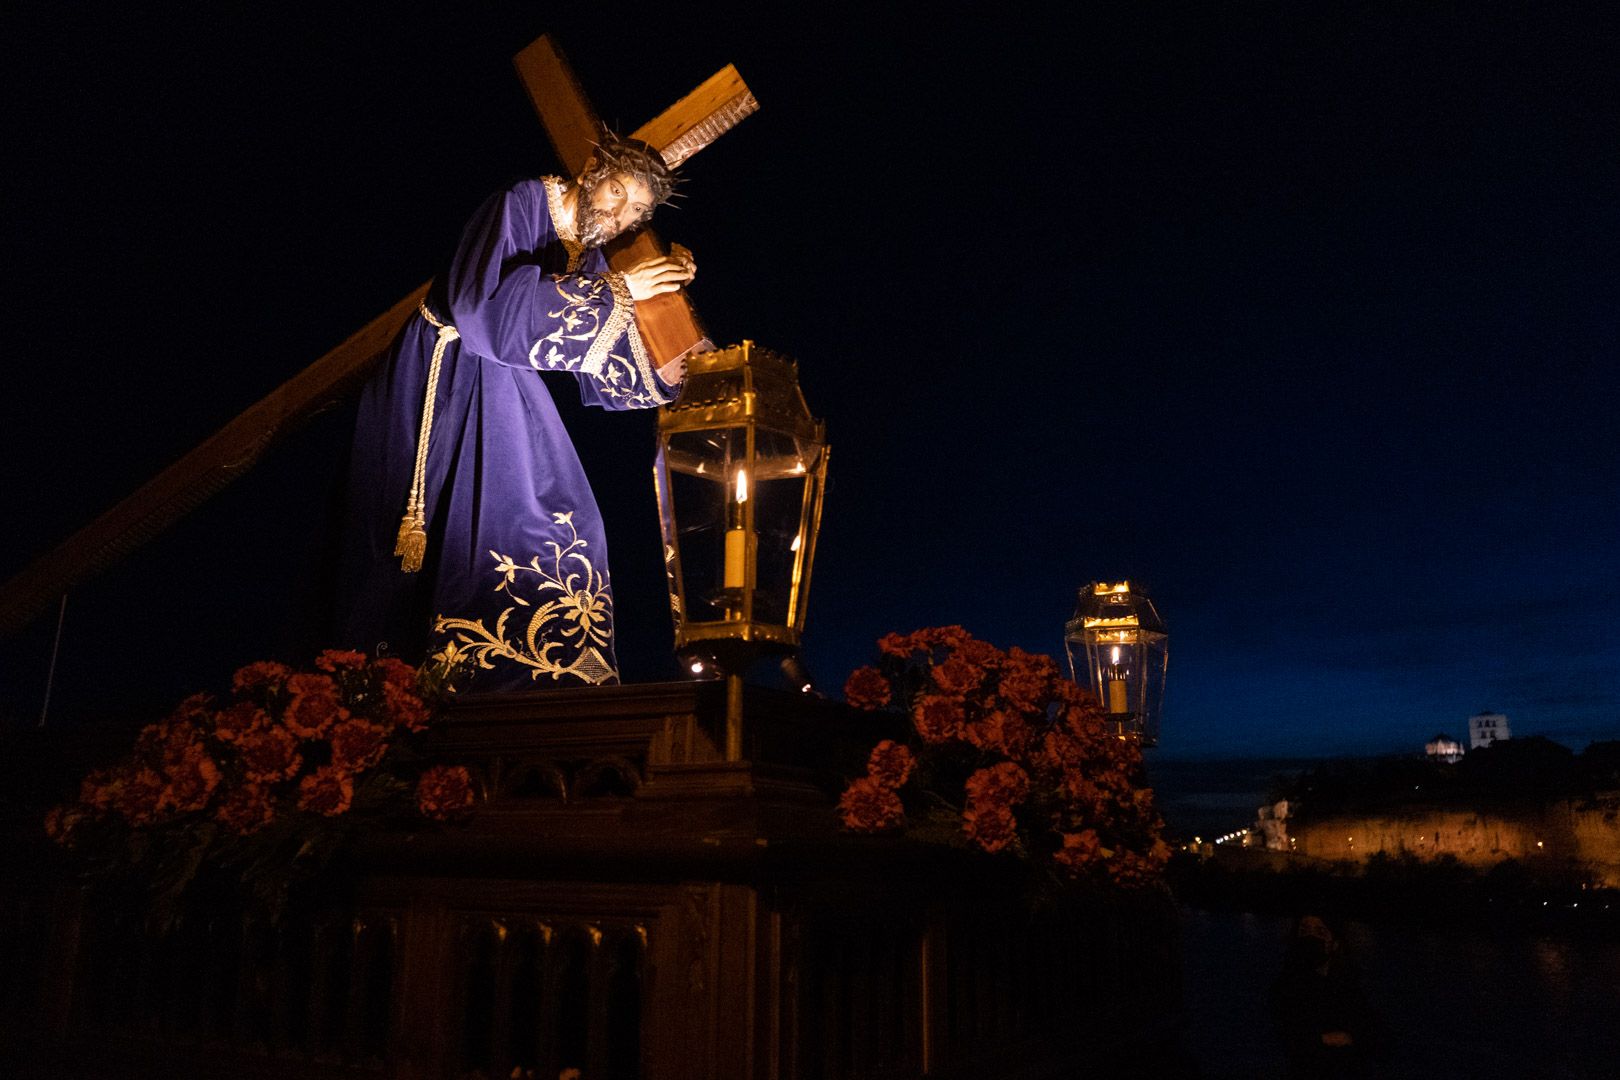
(393, 300), (458, 573)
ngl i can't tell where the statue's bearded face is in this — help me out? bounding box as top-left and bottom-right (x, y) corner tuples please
(576, 170), (656, 248)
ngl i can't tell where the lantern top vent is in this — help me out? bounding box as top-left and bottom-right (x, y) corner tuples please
(658, 340), (823, 443)
(1066, 582), (1166, 637)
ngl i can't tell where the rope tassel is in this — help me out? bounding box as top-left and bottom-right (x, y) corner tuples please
(397, 302), (458, 573)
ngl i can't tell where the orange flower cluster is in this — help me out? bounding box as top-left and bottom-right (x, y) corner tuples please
(416, 764), (476, 820)
(837, 739), (915, 831)
(47, 650), (446, 845)
(839, 627), (1170, 888)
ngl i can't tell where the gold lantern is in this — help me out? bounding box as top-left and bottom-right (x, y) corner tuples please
(653, 341), (829, 755)
(1064, 581), (1168, 745)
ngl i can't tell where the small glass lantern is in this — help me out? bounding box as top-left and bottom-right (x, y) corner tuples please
(653, 340), (829, 667)
(1064, 581), (1168, 745)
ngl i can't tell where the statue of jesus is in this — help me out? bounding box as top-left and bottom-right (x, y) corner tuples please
(337, 132), (695, 690)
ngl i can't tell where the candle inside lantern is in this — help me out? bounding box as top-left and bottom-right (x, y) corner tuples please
(1107, 644), (1129, 713)
(724, 531), (747, 588)
(723, 469), (749, 589)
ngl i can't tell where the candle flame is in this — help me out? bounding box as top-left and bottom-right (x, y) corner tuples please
(735, 469), (749, 503)
(790, 533), (801, 552)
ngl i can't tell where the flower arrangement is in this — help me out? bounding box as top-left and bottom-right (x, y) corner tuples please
(839, 627), (1171, 890)
(43, 650), (471, 923)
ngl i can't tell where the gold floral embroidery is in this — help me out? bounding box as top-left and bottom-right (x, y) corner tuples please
(528, 278), (670, 408)
(530, 276), (610, 372)
(432, 512), (619, 686)
(579, 272), (635, 379)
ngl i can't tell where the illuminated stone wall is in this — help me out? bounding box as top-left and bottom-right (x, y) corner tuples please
(1290, 798), (1620, 888)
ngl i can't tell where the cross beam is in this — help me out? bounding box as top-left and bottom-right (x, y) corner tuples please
(0, 37), (756, 639)
(513, 37), (757, 361)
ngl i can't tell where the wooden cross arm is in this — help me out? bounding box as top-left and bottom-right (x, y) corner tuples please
(0, 284), (429, 639)
(512, 39), (757, 175)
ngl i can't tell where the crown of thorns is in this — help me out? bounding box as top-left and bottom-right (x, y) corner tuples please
(585, 129), (680, 207)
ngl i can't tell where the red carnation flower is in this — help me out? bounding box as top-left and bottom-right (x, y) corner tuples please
(962, 709), (1035, 759)
(237, 725), (302, 784)
(1052, 828), (1102, 874)
(1059, 768), (1104, 812)
(876, 632), (916, 658)
(79, 767), (122, 812)
(135, 717), (205, 771)
(382, 681), (431, 733)
(996, 666), (1051, 714)
(1062, 697), (1108, 738)
(374, 657), (419, 692)
(1107, 850), (1164, 889)
(167, 692), (216, 726)
(113, 767), (167, 827)
(965, 762), (1031, 809)
(843, 666), (892, 710)
(297, 766), (354, 816)
(918, 626), (971, 651)
(158, 743), (222, 815)
(44, 804), (93, 847)
(866, 740), (915, 789)
(215, 784), (277, 836)
(314, 649), (370, 673)
(328, 716), (390, 772)
(912, 694), (965, 744)
(214, 701), (270, 744)
(1038, 731), (1086, 772)
(931, 656), (980, 695)
(231, 661), (292, 697)
(416, 765), (475, 820)
(282, 674), (346, 738)
(962, 802), (1018, 854)
(955, 638), (1002, 667)
(837, 776), (904, 832)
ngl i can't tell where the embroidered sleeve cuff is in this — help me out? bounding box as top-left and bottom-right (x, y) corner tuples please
(607, 272), (675, 406)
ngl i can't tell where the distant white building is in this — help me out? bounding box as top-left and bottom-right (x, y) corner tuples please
(1256, 800), (1290, 851)
(1468, 711), (1510, 750)
(1425, 733), (1464, 764)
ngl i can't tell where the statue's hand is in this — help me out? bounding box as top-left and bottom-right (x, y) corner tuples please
(656, 355), (687, 387)
(623, 251), (696, 302)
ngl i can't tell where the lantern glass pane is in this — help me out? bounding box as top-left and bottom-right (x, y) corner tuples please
(751, 429), (819, 623)
(665, 426), (748, 478)
(664, 427), (746, 625)
(752, 472), (808, 624)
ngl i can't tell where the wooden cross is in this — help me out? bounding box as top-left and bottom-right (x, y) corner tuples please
(0, 36), (757, 638)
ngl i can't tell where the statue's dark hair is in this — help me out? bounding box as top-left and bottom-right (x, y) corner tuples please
(581, 130), (677, 218)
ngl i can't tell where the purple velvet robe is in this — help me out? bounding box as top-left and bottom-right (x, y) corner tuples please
(339, 177), (677, 690)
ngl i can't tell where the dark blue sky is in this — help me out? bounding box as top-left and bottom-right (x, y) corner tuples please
(2, 4), (1615, 759)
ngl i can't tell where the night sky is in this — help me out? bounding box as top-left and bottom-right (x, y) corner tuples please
(2, 3), (1615, 760)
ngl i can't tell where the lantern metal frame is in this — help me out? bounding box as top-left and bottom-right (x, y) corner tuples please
(1063, 581), (1168, 745)
(652, 341), (829, 754)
